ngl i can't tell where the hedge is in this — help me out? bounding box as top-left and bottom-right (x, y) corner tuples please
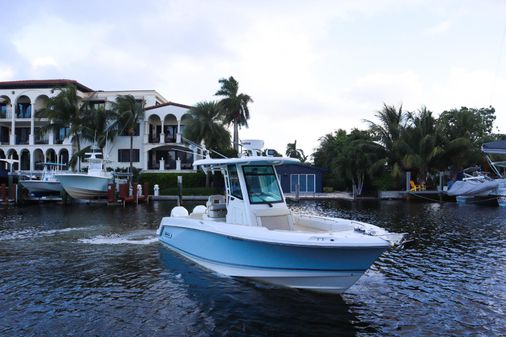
(138, 172), (225, 195)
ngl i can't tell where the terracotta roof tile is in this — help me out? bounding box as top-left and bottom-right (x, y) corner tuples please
(0, 79), (94, 92)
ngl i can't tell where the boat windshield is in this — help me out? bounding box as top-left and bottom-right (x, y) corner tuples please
(242, 165), (283, 204)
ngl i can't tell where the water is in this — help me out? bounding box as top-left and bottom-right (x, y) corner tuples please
(1, 200), (505, 336)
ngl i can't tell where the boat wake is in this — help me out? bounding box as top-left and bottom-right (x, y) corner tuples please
(79, 231), (158, 245)
(0, 227), (89, 241)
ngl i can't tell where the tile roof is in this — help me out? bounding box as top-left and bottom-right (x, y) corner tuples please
(0, 79), (94, 92)
(145, 101), (193, 110)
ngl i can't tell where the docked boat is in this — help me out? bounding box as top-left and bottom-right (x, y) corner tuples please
(447, 140), (506, 206)
(157, 140), (403, 293)
(55, 151), (113, 200)
(20, 162), (65, 194)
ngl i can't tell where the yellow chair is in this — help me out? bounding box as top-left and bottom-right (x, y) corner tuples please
(410, 180), (426, 191)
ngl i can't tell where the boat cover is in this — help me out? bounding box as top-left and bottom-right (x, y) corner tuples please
(447, 179), (499, 196)
(482, 140), (506, 155)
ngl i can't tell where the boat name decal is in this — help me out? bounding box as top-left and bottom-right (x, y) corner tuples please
(164, 231), (173, 239)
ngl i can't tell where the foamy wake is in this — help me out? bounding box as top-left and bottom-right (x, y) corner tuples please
(78, 232), (158, 245)
(0, 227), (88, 241)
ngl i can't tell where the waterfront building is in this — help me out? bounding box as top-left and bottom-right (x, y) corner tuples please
(0, 79), (197, 177)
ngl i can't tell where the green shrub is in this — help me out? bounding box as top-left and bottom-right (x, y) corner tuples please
(139, 172), (207, 190)
(323, 186), (334, 193)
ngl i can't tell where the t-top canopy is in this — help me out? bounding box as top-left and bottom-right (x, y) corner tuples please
(482, 140), (506, 155)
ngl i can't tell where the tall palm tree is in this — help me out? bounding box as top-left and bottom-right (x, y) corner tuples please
(110, 95), (145, 186)
(184, 101), (231, 151)
(364, 104), (408, 177)
(80, 102), (116, 153)
(402, 107), (444, 181)
(215, 76), (253, 152)
(37, 84), (86, 170)
(285, 140), (307, 162)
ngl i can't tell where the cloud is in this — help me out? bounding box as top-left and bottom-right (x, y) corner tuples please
(346, 71), (424, 108)
(0, 65), (14, 81)
(426, 19), (452, 34)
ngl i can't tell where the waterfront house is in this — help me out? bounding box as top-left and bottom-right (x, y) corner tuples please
(276, 163), (325, 193)
(0, 79), (198, 177)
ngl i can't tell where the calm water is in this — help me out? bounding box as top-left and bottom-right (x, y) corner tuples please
(0, 200), (505, 336)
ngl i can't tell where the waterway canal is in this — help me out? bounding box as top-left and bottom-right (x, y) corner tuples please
(1, 200), (505, 336)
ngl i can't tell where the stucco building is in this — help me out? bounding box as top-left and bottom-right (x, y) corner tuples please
(0, 79), (197, 177)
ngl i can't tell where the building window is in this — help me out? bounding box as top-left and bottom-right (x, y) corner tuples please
(0, 126), (9, 144)
(0, 103), (7, 118)
(120, 123), (140, 136)
(55, 127), (69, 144)
(15, 127), (30, 145)
(118, 149), (140, 162)
(16, 103), (31, 118)
(290, 174), (315, 193)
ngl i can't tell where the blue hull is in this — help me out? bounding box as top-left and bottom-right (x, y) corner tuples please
(159, 225), (386, 274)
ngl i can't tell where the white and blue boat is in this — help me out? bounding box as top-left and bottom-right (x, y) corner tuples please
(157, 140), (403, 293)
(55, 151), (113, 200)
(20, 162), (65, 194)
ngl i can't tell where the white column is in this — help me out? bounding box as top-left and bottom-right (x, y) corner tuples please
(29, 103), (35, 145)
(143, 150), (148, 170)
(177, 120), (182, 143)
(160, 120), (165, 144)
(10, 103), (15, 145)
(49, 128), (54, 145)
(29, 149), (34, 171)
(143, 121), (149, 144)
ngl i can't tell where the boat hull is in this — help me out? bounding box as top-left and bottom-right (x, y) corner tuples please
(158, 221), (388, 293)
(56, 174), (113, 199)
(20, 180), (63, 193)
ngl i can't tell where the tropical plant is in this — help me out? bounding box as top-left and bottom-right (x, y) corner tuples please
(81, 102), (116, 153)
(364, 103), (408, 178)
(285, 140), (307, 162)
(37, 84), (87, 170)
(110, 95), (145, 186)
(183, 101), (231, 152)
(215, 76), (253, 153)
(401, 107), (445, 180)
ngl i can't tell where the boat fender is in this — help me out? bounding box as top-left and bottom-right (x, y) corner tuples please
(171, 206), (189, 217)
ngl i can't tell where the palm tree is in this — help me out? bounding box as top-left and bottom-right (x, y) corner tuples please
(110, 95), (145, 186)
(184, 101), (231, 151)
(37, 84), (87, 170)
(402, 107), (444, 181)
(215, 76), (253, 152)
(364, 103), (408, 177)
(285, 140), (307, 162)
(81, 102), (116, 153)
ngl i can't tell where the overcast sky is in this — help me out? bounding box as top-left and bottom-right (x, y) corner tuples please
(1, 0), (505, 156)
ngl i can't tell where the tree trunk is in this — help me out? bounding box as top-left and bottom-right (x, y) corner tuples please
(130, 134), (134, 189)
(76, 135), (81, 172)
(233, 121), (239, 153)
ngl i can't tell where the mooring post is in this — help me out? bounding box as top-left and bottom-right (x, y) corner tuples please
(177, 175), (183, 206)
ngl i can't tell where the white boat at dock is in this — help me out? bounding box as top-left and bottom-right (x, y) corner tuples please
(447, 140), (506, 206)
(158, 140), (403, 293)
(19, 162), (65, 194)
(55, 151), (113, 200)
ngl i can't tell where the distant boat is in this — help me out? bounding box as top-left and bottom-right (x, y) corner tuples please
(447, 140), (506, 206)
(20, 162), (65, 194)
(158, 140), (404, 294)
(55, 151), (113, 200)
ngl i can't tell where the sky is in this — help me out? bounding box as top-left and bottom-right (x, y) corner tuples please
(1, 0), (506, 157)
